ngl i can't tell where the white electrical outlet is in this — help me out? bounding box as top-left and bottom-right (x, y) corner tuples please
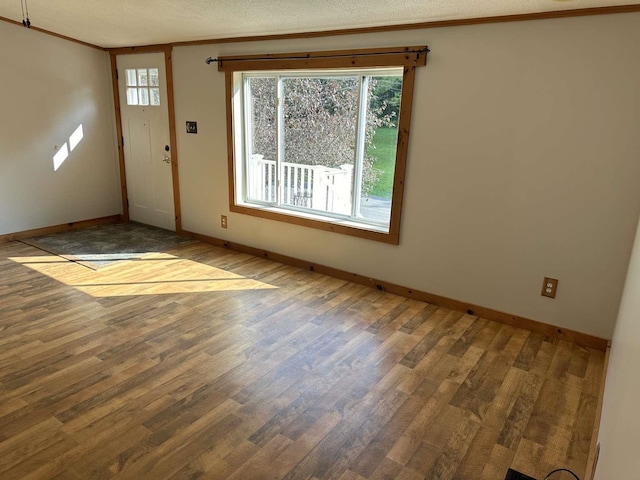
(541, 277), (558, 298)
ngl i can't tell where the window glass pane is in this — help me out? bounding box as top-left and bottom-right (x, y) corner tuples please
(137, 69), (148, 86)
(138, 87), (149, 105)
(126, 69), (137, 87)
(238, 67), (406, 234)
(359, 74), (403, 225)
(230, 53), (422, 239)
(282, 76), (358, 215)
(126, 87), (138, 105)
(150, 88), (160, 106)
(246, 77), (277, 203)
(149, 68), (159, 86)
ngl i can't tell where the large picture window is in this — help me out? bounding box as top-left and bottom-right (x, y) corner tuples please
(218, 47), (428, 244)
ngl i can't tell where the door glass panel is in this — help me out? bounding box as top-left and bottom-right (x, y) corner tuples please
(139, 88), (149, 106)
(137, 69), (148, 86)
(125, 67), (160, 107)
(126, 87), (138, 105)
(150, 88), (161, 106)
(149, 68), (159, 86)
(126, 69), (137, 87)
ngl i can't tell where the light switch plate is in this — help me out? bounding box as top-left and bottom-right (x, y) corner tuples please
(186, 121), (198, 134)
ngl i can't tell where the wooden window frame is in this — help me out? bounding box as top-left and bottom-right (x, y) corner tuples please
(219, 46), (428, 244)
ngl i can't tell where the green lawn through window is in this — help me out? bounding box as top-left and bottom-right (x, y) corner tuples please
(368, 127), (398, 199)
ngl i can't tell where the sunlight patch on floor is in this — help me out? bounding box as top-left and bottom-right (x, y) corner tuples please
(9, 252), (277, 297)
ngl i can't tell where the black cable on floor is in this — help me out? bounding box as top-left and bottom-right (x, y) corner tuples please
(544, 468), (581, 480)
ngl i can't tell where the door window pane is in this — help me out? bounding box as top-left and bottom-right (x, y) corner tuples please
(139, 88), (149, 106)
(150, 88), (160, 106)
(126, 87), (138, 105)
(137, 69), (148, 86)
(126, 69), (137, 87)
(149, 68), (159, 86)
(124, 67), (160, 106)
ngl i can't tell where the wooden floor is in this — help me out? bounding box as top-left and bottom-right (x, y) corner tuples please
(0, 240), (604, 480)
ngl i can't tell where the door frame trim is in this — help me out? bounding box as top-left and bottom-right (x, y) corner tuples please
(109, 46), (183, 233)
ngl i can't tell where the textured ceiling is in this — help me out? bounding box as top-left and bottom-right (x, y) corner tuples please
(0, 0), (638, 48)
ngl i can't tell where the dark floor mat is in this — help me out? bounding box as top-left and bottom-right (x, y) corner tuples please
(21, 222), (197, 270)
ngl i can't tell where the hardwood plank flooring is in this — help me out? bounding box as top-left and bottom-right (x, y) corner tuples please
(0, 240), (604, 479)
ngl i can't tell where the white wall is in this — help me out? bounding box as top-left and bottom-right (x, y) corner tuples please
(0, 21), (121, 235)
(172, 12), (640, 339)
(594, 214), (640, 478)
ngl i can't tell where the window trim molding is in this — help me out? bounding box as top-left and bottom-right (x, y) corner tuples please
(222, 46), (428, 245)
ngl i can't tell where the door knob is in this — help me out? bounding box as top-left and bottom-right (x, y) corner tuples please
(163, 156), (171, 164)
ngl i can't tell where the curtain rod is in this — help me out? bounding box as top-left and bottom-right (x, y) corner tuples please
(205, 47), (429, 65)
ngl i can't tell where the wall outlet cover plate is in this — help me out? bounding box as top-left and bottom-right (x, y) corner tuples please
(505, 468), (537, 480)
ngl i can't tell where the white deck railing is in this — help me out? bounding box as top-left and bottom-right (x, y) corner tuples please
(249, 154), (353, 215)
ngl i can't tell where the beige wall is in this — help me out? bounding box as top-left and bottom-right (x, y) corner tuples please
(0, 22), (121, 235)
(172, 12), (640, 339)
(594, 214), (640, 477)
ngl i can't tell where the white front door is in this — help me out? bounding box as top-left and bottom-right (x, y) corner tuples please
(117, 52), (175, 231)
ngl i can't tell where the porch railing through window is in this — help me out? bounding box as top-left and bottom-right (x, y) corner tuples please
(250, 154), (353, 215)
